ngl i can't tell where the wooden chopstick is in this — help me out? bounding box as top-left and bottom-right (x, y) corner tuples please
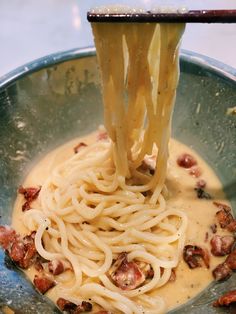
(87, 9), (236, 23)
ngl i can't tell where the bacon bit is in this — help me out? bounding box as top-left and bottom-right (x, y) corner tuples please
(95, 311), (112, 314)
(20, 244), (37, 269)
(194, 187), (212, 200)
(196, 179), (207, 189)
(34, 259), (44, 272)
(227, 221), (236, 232)
(213, 290), (236, 307)
(183, 245), (209, 269)
(210, 224), (217, 234)
(215, 209), (234, 229)
(136, 261), (154, 279)
(18, 186), (41, 211)
(75, 301), (92, 313)
(73, 142), (87, 154)
(57, 298), (77, 312)
(22, 201), (31, 212)
(34, 255), (49, 272)
(212, 262), (232, 281)
(18, 232), (37, 269)
(213, 202), (232, 212)
(109, 253), (146, 290)
(18, 186), (41, 202)
(0, 226), (17, 250)
(15, 240), (36, 269)
(189, 166), (202, 178)
(33, 275), (56, 294)
(0, 228), (37, 269)
(169, 269), (176, 282)
(48, 259), (65, 275)
(9, 241), (25, 262)
(210, 235), (234, 256)
(216, 210), (234, 229)
(177, 153), (197, 168)
(214, 202), (236, 232)
(213, 249), (236, 281)
(57, 298), (92, 313)
(225, 249), (236, 270)
(97, 131), (108, 141)
(204, 232), (209, 242)
(146, 267), (154, 279)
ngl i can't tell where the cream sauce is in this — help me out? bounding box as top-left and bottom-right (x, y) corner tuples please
(12, 132), (231, 312)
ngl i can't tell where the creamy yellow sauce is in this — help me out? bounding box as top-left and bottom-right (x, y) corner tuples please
(12, 133), (230, 312)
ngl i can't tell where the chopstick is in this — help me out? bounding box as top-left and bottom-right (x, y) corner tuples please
(87, 9), (236, 23)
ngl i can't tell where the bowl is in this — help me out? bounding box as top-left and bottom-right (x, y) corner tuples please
(0, 47), (235, 314)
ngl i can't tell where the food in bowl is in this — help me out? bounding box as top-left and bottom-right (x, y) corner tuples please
(0, 11), (235, 314)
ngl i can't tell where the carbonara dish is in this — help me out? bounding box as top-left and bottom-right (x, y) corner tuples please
(0, 10), (235, 314)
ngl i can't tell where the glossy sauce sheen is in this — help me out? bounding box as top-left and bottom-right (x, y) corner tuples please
(12, 133), (230, 311)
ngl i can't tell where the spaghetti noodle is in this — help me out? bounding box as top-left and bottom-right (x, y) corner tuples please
(21, 21), (187, 313)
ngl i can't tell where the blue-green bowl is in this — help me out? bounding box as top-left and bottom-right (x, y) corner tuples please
(0, 48), (235, 314)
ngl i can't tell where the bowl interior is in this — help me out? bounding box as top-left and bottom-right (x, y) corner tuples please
(0, 49), (235, 313)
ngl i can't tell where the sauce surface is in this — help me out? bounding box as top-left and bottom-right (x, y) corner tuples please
(12, 133), (230, 311)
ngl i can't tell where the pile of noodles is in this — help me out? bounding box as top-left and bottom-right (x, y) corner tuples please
(23, 22), (187, 314)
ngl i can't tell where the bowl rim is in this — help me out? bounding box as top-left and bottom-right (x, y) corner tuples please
(0, 47), (235, 90)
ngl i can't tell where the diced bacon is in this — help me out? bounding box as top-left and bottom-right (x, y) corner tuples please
(95, 311), (112, 314)
(225, 249), (236, 270)
(9, 241), (25, 262)
(210, 235), (234, 256)
(97, 131), (108, 141)
(216, 208), (234, 229)
(18, 186), (41, 202)
(20, 232), (37, 269)
(177, 153), (197, 168)
(136, 261), (154, 279)
(73, 142), (87, 154)
(194, 187), (212, 200)
(214, 202), (236, 232)
(57, 298), (77, 312)
(109, 253), (146, 290)
(0, 226), (17, 250)
(22, 201), (31, 212)
(79, 301), (93, 314)
(0, 226), (38, 271)
(213, 290), (236, 307)
(213, 202), (232, 212)
(196, 179), (206, 189)
(34, 254), (49, 272)
(212, 263), (232, 281)
(23, 231), (36, 243)
(74, 301), (92, 313)
(33, 275), (56, 294)
(34, 259), (44, 272)
(18, 186), (41, 211)
(168, 269), (176, 282)
(183, 245), (209, 269)
(48, 259), (65, 275)
(210, 224), (217, 234)
(57, 298), (92, 313)
(9, 231), (37, 269)
(189, 166), (202, 178)
(2, 229), (37, 269)
(212, 249), (236, 281)
(227, 221), (236, 232)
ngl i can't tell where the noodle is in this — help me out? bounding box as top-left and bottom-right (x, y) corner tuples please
(20, 20), (187, 313)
